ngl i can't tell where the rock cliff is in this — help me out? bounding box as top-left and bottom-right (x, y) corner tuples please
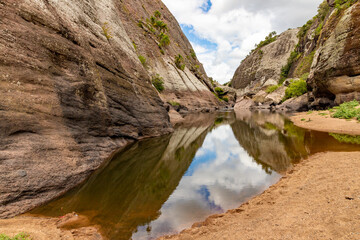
(308, 1), (360, 105)
(231, 29), (299, 93)
(0, 0), (218, 218)
(232, 0), (360, 111)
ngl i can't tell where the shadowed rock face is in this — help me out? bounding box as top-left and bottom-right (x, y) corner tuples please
(309, 2), (360, 104)
(0, 0), (216, 218)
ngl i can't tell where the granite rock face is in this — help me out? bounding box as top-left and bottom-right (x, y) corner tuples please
(232, 0), (360, 110)
(0, 0), (217, 218)
(308, 2), (360, 104)
(231, 29), (299, 91)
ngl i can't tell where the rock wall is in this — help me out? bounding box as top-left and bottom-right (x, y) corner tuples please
(117, 0), (219, 110)
(308, 1), (360, 104)
(231, 29), (299, 92)
(232, 0), (360, 110)
(0, 0), (218, 218)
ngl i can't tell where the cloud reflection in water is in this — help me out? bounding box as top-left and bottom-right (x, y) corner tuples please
(132, 125), (280, 239)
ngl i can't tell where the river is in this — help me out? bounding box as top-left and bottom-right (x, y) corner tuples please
(30, 110), (360, 239)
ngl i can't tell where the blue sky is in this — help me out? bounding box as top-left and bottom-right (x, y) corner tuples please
(163, 0), (323, 83)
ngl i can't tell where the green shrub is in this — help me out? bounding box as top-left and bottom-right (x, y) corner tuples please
(298, 19), (313, 39)
(335, 0), (357, 11)
(266, 85), (281, 93)
(138, 55), (147, 67)
(294, 52), (315, 78)
(283, 79), (307, 101)
(168, 101), (180, 106)
(154, 20), (168, 32)
(132, 41), (137, 51)
(317, 0), (330, 21)
(0, 233), (31, 240)
(102, 22), (112, 40)
(253, 31), (277, 50)
(222, 97), (229, 102)
(159, 33), (170, 47)
(331, 100), (360, 119)
(280, 49), (301, 83)
(190, 49), (197, 60)
(314, 22), (324, 37)
(154, 10), (162, 18)
(215, 87), (225, 95)
(152, 74), (164, 92)
(175, 54), (185, 70)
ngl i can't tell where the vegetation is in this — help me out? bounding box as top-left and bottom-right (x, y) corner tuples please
(151, 74), (165, 92)
(132, 41), (138, 51)
(215, 87), (225, 96)
(298, 19), (314, 39)
(222, 97), (229, 102)
(159, 33), (170, 47)
(209, 77), (216, 87)
(266, 84), (281, 94)
(294, 52), (315, 77)
(279, 49), (301, 83)
(138, 10), (171, 53)
(190, 49), (197, 60)
(174, 54), (185, 70)
(154, 10), (162, 18)
(335, 0), (357, 11)
(330, 100), (360, 120)
(253, 31), (277, 51)
(329, 133), (360, 145)
(283, 79), (307, 101)
(0, 233), (31, 240)
(138, 55), (147, 67)
(102, 22), (112, 40)
(168, 101), (180, 107)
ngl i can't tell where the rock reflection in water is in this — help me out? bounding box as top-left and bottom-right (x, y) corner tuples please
(30, 111), (360, 240)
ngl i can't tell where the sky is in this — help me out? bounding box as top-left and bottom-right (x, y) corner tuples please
(162, 0), (323, 84)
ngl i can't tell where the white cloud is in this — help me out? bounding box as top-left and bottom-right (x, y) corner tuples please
(163, 0), (323, 83)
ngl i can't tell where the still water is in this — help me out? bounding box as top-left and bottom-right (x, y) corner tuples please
(30, 111), (360, 239)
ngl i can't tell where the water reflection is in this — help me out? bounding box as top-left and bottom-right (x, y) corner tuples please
(30, 111), (360, 239)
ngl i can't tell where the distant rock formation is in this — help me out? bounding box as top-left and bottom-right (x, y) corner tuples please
(231, 0), (360, 111)
(231, 29), (299, 92)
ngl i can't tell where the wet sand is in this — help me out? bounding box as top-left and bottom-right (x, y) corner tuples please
(0, 213), (102, 240)
(159, 151), (360, 240)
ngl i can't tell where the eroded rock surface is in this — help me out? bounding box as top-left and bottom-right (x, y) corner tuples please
(0, 0), (217, 218)
(231, 29), (299, 91)
(309, 2), (360, 104)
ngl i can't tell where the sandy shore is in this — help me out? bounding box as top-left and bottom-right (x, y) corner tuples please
(0, 213), (102, 240)
(159, 151), (360, 240)
(290, 111), (360, 135)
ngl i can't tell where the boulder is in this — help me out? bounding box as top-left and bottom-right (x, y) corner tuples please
(277, 94), (309, 112)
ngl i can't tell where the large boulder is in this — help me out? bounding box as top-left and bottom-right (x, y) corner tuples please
(277, 94), (309, 112)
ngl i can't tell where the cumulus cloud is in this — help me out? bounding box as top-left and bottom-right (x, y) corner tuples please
(163, 0), (323, 83)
